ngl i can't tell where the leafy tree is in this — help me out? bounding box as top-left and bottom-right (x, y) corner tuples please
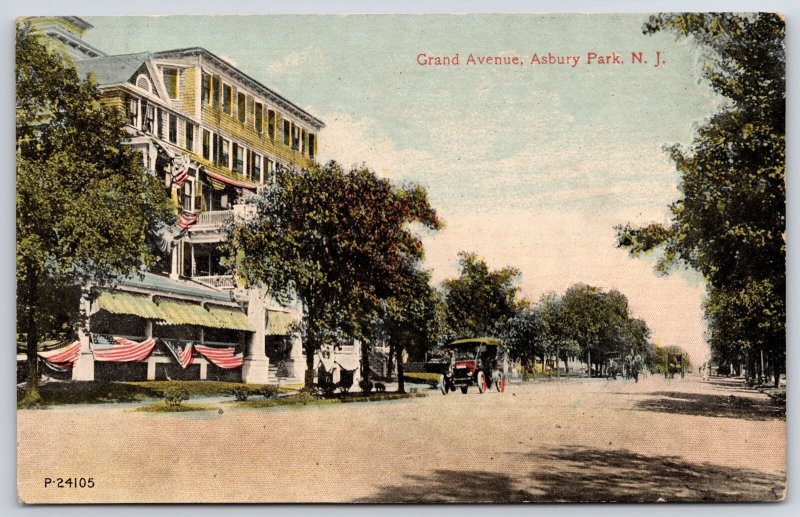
(616, 13), (785, 386)
(493, 307), (544, 373)
(16, 24), (175, 404)
(559, 284), (650, 376)
(228, 161), (441, 388)
(442, 252), (525, 338)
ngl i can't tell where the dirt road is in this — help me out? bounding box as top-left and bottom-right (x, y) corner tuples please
(17, 374), (785, 503)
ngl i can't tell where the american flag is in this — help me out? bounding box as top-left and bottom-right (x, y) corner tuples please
(194, 345), (244, 369)
(92, 337), (157, 362)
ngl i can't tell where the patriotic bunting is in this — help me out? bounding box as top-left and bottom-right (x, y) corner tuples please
(38, 340), (81, 371)
(195, 345), (244, 369)
(163, 340), (195, 369)
(178, 209), (198, 230)
(171, 154), (190, 187)
(91, 337), (157, 362)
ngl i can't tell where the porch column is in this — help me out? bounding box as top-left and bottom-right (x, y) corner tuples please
(145, 321), (156, 380)
(170, 240), (180, 280)
(199, 359), (208, 380)
(289, 332), (304, 380)
(241, 287), (269, 384)
(72, 287), (95, 381)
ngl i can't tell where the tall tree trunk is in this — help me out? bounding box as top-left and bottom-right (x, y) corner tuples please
(395, 344), (405, 394)
(23, 274), (42, 405)
(304, 339), (315, 388)
(587, 350), (591, 378)
(360, 340), (370, 385)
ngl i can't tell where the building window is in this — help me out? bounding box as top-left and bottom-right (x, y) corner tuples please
(222, 84), (232, 114)
(292, 125), (300, 151)
(163, 68), (179, 100)
(127, 97), (139, 127)
(268, 110), (276, 139)
(220, 138), (230, 168)
(265, 158), (275, 184)
(212, 75), (221, 107)
(283, 119), (291, 146)
(255, 103), (263, 133)
(309, 133), (316, 159)
(157, 109), (165, 139)
(202, 129), (210, 160)
(237, 92), (246, 123)
(168, 113), (177, 144)
(232, 143), (244, 173)
(143, 101), (154, 133)
(301, 129), (307, 154)
(181, 181), (193, 211)
(201, 73), (211, 104)
(185, 122), (194, 151)
(251, 153), (262, 183)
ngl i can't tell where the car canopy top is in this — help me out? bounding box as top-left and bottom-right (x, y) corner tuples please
(446, 337), (505, 348)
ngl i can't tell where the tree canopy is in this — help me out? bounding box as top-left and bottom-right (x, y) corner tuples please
(228, 161), (442, 387)
(615, 13), (785, 384)
(441, 251), (525, 339)
(16, 24), (176, 403)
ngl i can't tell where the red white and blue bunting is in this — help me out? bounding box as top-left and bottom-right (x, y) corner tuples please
(91, 337), (157, 362)
(38, 341), (81, 371)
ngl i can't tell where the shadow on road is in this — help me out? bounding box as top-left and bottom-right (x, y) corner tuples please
(356, 446), (784, 503)
(634, 391), (785, 421)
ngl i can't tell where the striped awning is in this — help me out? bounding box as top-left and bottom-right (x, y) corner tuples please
(208, 305), (254, 332)
(266, 310), (295, 335)
(155, 298), (220, 327)
(97, 292), (165, 320)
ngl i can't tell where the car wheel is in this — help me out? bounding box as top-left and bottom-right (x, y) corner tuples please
(477, 371), (486, 393)
(495, 373), (506, 393)
(460, 386), (468, 394)
(439, 375), (449, 395)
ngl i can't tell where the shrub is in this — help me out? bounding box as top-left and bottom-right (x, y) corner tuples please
(163, 387), (190, 407)
(230, 387), (250, 401)
(258, 385), (280, 399)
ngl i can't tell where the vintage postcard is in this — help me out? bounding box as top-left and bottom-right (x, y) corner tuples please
(16, 13), (785, 503)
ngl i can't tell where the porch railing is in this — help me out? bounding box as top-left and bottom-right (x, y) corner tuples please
(192, 274), (236, 289)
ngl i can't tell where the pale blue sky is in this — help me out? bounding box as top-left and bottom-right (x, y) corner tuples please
(83, 14), (720, 360)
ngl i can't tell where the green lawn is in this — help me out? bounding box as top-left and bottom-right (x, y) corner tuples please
(235, 391), (427, 409)
(135, 401), (216, 413)
(18, 380), (294, 407)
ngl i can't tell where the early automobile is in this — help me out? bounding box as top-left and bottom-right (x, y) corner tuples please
(436, 338), (509, 394)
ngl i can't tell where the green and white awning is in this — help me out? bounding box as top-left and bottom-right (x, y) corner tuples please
(97, 292), (165, 320)
(208, 305), (254, 332)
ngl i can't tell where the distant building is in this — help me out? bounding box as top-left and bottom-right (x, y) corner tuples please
(23, 16), (361, 386)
